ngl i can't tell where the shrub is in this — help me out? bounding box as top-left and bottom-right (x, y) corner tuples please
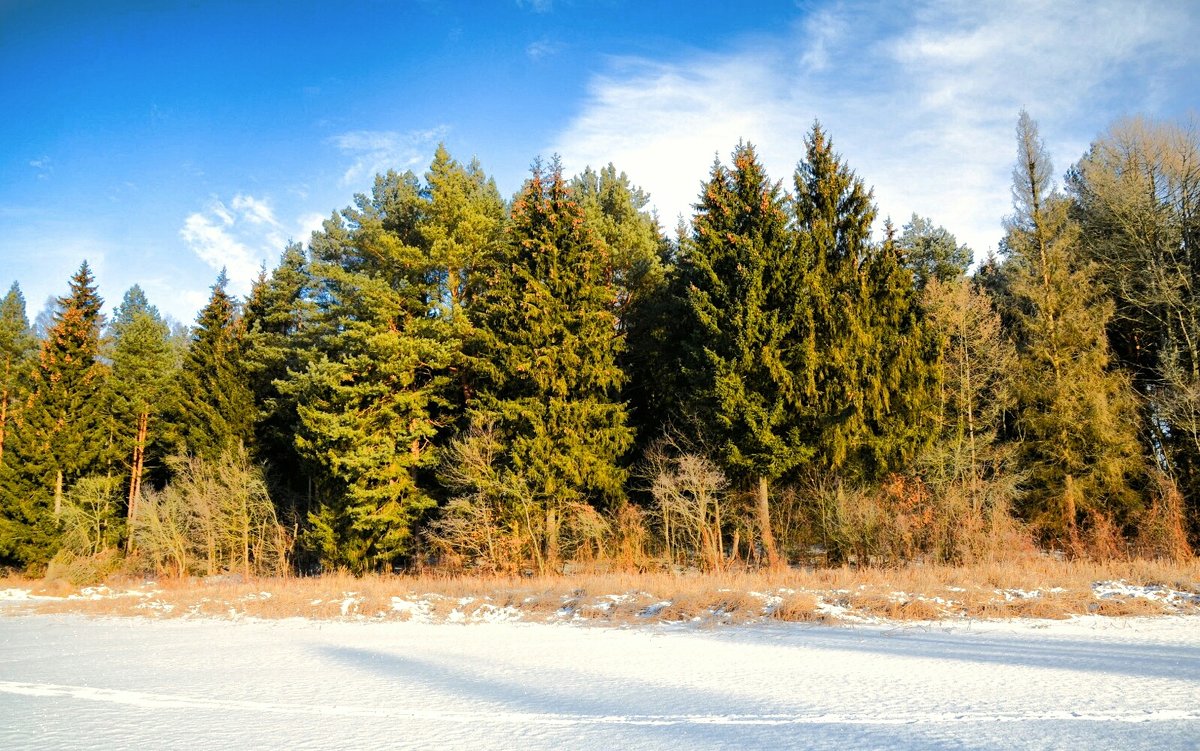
(132, 448), (290, 578)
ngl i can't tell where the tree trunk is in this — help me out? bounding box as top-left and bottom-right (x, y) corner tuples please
(0, 357), (9, 465)
(755, 475), (783, 569)
(126, 410), (149, 554)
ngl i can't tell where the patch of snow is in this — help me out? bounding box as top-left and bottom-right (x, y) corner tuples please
(389, 597), (432, 622)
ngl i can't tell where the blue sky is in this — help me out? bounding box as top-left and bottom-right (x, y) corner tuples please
(1, 0), (1197, 325)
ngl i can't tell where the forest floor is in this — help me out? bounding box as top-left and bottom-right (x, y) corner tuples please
(1, 557), (1198, 626)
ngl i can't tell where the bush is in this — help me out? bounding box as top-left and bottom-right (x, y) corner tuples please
(1135, 473), (1194, 561)
(132, 448), (291, 578)
(641, 439), (734, 571)
(808, 474), (1031, 566)
(59, 475), (124, 557)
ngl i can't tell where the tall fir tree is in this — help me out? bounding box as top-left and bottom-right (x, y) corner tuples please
(1003, 110), (1143, 544)
(174, 270), (256, 461)
(680, 143), (807, 567)
(470, 158), (632, 571)
(794, 123), (937, 481)
(0, 263), (108, 567)
(106, 285), (176, 548)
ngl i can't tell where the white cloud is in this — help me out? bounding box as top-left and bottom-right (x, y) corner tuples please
(550, 0), (1199, 255)
(331, 128), (447, 186)
(180, 193), (301, 295)
(230, 194), (279, 226)
(296, 212), (328, 245)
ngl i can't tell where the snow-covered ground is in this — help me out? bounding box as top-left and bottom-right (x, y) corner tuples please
(1, 613), (1198, 750)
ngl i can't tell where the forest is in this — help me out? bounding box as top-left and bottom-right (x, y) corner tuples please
(1, 110), (1197, 580)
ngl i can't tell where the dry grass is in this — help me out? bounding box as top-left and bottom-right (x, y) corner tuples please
(1, 556), (1197, 626)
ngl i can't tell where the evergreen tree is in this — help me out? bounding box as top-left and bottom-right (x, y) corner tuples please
(680, 143), (807, 567)
(571, 164), (666, 319)
(286, 171), (447, 571)
(174, 270), (256, 461)
(0, 263), (108, 567)
(469, 158), (631, 571)
(1003, 110), (1143, 544)
(794, 123), (936, 480)
(422, 145), (507, 428)
(107, 285), (176, 548)
(571, 165), (672, 450)
(0, 283), (35, 468)
(243, 243), (316, 505)
(898, 214), (973, 291)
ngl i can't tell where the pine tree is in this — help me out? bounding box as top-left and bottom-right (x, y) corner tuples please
(571, 164), (666, 319)
(107, 285), (176, 548)
(898, 214), (973, 291)
(571, 165), (672, 450)
(285, 171), (447, 571)
(680, 143), (807, 567)
(1003, 110), (1143, 544)
(470, 158), (631, 572)
(174, 270), (256, 461)
(0, 263), (108, 567)
(422, 145), (507, 429)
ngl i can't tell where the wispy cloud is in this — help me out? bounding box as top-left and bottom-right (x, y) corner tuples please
(516, 0), (553, 13)
(180, 194), (291, 294)
(29, 156), (52, 180)
(331, 128), (446, 186)
(526, 37), (565, 61)
(551, 0), (1199, 254)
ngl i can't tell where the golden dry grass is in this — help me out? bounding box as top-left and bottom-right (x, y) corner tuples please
(1, 556), (1197, 625)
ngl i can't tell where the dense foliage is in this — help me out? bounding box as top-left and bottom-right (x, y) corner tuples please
(1, 114), (1197, 576)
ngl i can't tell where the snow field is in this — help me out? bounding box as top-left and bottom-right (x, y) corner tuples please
(1, 613), (1198, 749)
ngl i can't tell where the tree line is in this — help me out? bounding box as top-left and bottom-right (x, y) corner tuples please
(1, 112), (1196, 578)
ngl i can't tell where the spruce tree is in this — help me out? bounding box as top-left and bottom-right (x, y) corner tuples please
(0, 283), (35, 468)
(1003, 110), (1143, 544)
(794, 123), (936, 480)
(470, 158), (631, 571)
(680, 143), (807, 567)
(174, 270), (256, 460)
(0, 263), (108, 566)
